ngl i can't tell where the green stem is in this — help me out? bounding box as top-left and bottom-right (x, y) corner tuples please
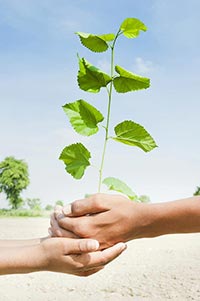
(98, 31), (120, 192)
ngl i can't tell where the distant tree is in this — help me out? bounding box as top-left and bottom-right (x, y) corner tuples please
(138, 195), (151, 203)
(0, 157), (30, 209)
(55, 200), (64, 207)
(26, 198), (42, 210)
(45, 204), (53, 211)
(194, 186), (200, 196)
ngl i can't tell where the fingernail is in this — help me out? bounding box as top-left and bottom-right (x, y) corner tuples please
(87, 240), (99, 250)
(117, 243), (127, 252)
(62, 204), (72, 216)
(56, 213), (65, 220)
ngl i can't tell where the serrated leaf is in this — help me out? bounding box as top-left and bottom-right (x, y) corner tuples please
(120, 18), (147, 38)
(76, 32), (115, 52)
(59, 143), (91, 179)
(112, 120), (157, 152)
(63, 100), (104, 136)
(78, 57), (112, 93)
(99, 33), (115, 42)
(76, 32), (108, 52)
(113, 65), (150, 93)
(103, 177), (137, 200)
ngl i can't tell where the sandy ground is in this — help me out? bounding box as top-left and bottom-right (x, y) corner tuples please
(0, 218), (200, 301)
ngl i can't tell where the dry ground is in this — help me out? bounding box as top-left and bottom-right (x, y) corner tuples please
(0, 218), (200, 301)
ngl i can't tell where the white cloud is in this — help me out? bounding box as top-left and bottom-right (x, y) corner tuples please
(96, 56), (155, 76)
(97, 58), (110, 74)
(133, 57), (155, 74)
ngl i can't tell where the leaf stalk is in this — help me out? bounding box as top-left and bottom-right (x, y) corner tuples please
(98, 30), (120, 192)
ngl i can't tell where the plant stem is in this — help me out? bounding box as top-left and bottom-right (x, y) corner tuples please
(98, 31), (120, 192)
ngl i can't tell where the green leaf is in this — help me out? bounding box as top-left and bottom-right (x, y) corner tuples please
(63, 100), (104, 136)
(120, 18), (147, 38)
(59, 143), (91, 179)
(99, 33), (115, 42)
(112, 120), (157, 152)
(76, 32), (115, 52)
(103, 177), (137, 200)
(78, 57), (112, 93)
(113, 65), (150, 93)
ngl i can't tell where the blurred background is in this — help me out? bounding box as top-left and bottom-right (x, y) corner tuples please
(0, 0), (199, 209)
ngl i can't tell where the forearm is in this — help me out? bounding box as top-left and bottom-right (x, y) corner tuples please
(51, 194), (200, 246)
(139, 196), (200, 238)
(0, 244), (46, 275)
(0, 237), (48, 248)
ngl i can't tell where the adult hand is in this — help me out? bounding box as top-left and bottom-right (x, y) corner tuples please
(50, 194), (150, 249)
(40, 237), (126, 276)
(50, 195), (200, 248)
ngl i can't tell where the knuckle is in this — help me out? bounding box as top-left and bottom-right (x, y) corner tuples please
(74, 222), (89, 237)
(71, 200), (81, 214)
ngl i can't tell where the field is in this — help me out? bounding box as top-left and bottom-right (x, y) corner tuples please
(0, 218), (200, 300)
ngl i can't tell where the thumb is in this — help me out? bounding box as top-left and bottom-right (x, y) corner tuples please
(63, 238), (99, 254)
(63, 194), (110, 217)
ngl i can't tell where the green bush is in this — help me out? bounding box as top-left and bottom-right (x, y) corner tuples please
(45, 204), (53, 211)
(26, 198), (42, 210)
(0, 209), (44, 217)
(55, 200), (64, 207)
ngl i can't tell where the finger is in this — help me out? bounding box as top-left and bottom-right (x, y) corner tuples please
(50, 214), (78, 238)
(54, 205), (64, 220)
(48, 227), (53, 237)
(57, 216), (88, 233)
(50, 213), (62, 236)
(50, 212), (56, 227)
(61, 204), (72, 216)
(63, 193), (110, 217)
(49, 226), (79, 239)
(75, 266), (104, 277)
(84, 242), (127, 268)
(63, 238), (99, 254)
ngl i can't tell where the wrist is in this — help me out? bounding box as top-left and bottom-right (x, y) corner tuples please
(145, 197), (200, 236)
(128, 202), (166, 239)
(0, 244), (47, 275)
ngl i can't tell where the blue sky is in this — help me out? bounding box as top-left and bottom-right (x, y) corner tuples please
(0, 0), (200, 206)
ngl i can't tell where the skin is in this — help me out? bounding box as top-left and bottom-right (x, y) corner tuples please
(50, 194), (200, 249)
(0, 236), (126, 276)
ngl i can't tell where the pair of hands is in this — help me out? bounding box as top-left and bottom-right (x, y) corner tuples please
(47, 193), (200, 277)
(3, 194), (199, 276)
(0, 236), (125, 276)
(45, 193), (148, 276)
(39, 236), (126, 277)
(1, 194), (136, 276)
(0, 195), (128, 276)
(49, 193), (146, 248)
(44, 193), (139, 276)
